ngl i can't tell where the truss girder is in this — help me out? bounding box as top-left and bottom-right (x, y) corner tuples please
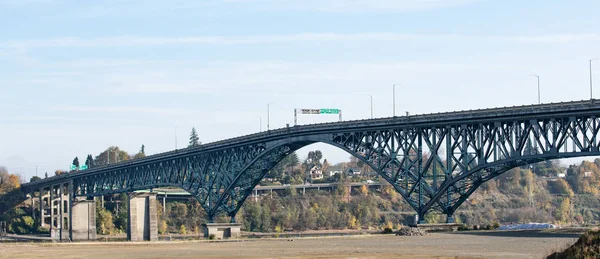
(26, 106), (600, 221)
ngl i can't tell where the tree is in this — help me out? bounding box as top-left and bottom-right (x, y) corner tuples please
(72, 157), (79, 169)
(96, 203), (115, 235)
(94, 146), (131, 167)
(0, 167), (21, 194)
(85, 154), (94, 168)
(158, 220), (168, 234)
(188, 128), (200, 147)
(29, 176), (41, 183)
(134, 145), (146, 159)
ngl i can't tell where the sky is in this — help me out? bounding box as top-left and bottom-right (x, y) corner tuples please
(1, 0), (599, 180)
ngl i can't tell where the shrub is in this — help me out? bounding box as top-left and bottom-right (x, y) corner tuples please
(383, 227), (393, 234)
(158, 221), (168, 235)
(492, 221), (500, 230)
(37, 226), (49, 234)
(208, 234), (216, 240)
(457, 224), (470, 231)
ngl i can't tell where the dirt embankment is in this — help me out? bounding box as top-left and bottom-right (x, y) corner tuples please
(547, 230), (600, 259)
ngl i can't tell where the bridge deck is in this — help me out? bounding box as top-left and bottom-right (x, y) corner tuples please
(22, 99), (600, 191)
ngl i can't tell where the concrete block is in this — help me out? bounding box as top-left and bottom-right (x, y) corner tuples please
(202, 223), (242, 239)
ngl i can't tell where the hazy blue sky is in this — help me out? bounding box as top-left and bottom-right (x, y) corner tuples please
(1, 0), (599, 179)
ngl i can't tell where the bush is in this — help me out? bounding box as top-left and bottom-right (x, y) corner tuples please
(37, 226), (49, 234)
(492, 222), (500, 229)
(383, 227), (393, 234)
(208, 234), (216, 240)
(457, 224), (470, 231)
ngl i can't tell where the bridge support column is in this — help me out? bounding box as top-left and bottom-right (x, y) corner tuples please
(39, 187), (49, 229)
(70, 197), (96, 241)
(127, 192), (158, 241)
(446, 214), (455, 224)
(418, 212), (426, 224)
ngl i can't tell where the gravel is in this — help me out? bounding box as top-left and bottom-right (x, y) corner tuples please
(395, 227), (428, 236)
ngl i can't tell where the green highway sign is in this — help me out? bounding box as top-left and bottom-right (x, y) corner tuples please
(70, 164), (89, 170)
(320, 108), (340, 114)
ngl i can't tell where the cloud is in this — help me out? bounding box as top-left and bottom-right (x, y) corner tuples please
(2, 32), (599, 49)
(221, 0), (485, 13)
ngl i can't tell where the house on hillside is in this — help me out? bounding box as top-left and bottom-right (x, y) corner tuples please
(327, 166), (343, 177)
(309, 166), (323, 180)
(346, 168), (361, 176)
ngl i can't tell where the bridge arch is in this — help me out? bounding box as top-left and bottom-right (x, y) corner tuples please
(213, 115), (600, 224)
(21, 100), (600, 225)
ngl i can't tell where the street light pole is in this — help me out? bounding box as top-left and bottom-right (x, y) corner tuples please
(530, 74), (540, 104)
(369, 95), (373, 119)
(393, 84), (396, 117)
(267, 103), (272, 131)
(591, 58), (599, 100)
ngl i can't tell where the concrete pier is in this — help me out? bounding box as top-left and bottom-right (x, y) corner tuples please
(70, 197), (96, 241)
(127, 192), (158, 241)
(202, 223), (241, 239)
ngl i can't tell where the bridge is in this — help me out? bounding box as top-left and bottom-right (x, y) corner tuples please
(19, 99), (600, 241)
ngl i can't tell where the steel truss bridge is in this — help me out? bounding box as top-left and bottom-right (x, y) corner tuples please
(21, 100), (600, 223)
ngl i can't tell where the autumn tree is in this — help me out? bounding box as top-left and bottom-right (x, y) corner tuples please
(0, 167), (21, 194)
(94, 146), (131, 167)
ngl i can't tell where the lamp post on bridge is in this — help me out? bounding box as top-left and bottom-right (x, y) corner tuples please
(267, 103), (273, 131)
(591, 58), (599, 100)
(530, 74), (541, 104)
(393, 84), (399, 117)
(368, 95), (373, 119)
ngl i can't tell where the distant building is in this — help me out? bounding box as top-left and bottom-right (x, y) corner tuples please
(346, 168), (361, 176)
(557, 173), (566, 178)
(584, 171), (593, 178)
(310, 166), (323, 180)
(327, 166), (343, 177)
